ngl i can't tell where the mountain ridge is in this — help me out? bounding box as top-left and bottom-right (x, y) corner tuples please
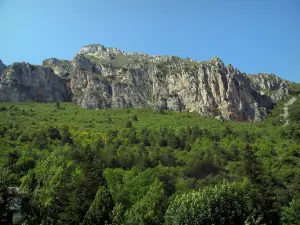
(0, 44), (295, 121)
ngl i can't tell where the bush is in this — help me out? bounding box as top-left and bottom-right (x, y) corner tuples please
(0, 106), (7, 111)
(61, 126), (73, 145)
(281, 198), (300, 225)
(17, 133), (30, 142)
(55, 101), (61, 110)
(165, 180), (262, 225)
(125, 120), (132, 128)
(47, 126), (61, 140)
(132, 115), (138, 121)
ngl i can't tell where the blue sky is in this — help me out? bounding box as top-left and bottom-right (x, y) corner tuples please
(0, 0), (299, 82)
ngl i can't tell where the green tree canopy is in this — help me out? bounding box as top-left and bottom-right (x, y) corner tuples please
(165, 180), (262, 225)
(82, 186), (114, 225)
(281, 198), (300, 225)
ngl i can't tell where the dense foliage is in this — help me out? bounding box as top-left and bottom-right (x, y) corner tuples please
(0, 101), (300, 224)
(165, 180), (263, 225)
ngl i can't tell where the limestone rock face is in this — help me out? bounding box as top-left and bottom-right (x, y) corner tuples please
(248, 73), (290, 102)
(0, 62), (71, 102)
(0, 44), (293, 121)
(42, 58), (72, 77)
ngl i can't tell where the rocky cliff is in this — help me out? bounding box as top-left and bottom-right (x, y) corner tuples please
(0, 44), (293, 121)
(0, 59), (6, 75)
(0, 62), (71, 102)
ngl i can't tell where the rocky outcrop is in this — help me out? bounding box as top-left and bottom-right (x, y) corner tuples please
(248, 73), (290, 102)
(42, 58), (72, 77)
(0, 62), (71, 102)
(0, 44), (293, 121)
(0, 59), (6, 75)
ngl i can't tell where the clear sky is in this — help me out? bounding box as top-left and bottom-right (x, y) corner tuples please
(0, 0), (299, 82)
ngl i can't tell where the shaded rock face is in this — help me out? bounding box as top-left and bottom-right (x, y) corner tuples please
(0, 44), (292, 121)
(0, 59), (6, 75)
(0, 62), (71, 102)
(248, 73), (290, 102)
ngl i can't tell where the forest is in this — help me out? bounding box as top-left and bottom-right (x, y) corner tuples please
(0, 99), (300, 225)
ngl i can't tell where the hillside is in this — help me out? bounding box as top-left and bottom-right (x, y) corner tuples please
(0, 101), (300, 224)
(0, 44), (295, 122)
(265, 83), (300, 126)
(1, 45), (300, 225)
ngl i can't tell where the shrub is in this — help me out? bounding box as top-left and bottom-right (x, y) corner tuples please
(0, 106), (7, 111)
(281, 198), (300, 225)
(132, 115), (138, 121)
(55, 101), (61, 110)
(165, 180), (262, 225)
(125, 120), (132, 128)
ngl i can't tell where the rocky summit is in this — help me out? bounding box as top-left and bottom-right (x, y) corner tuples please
(0, 44), (293, 121)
